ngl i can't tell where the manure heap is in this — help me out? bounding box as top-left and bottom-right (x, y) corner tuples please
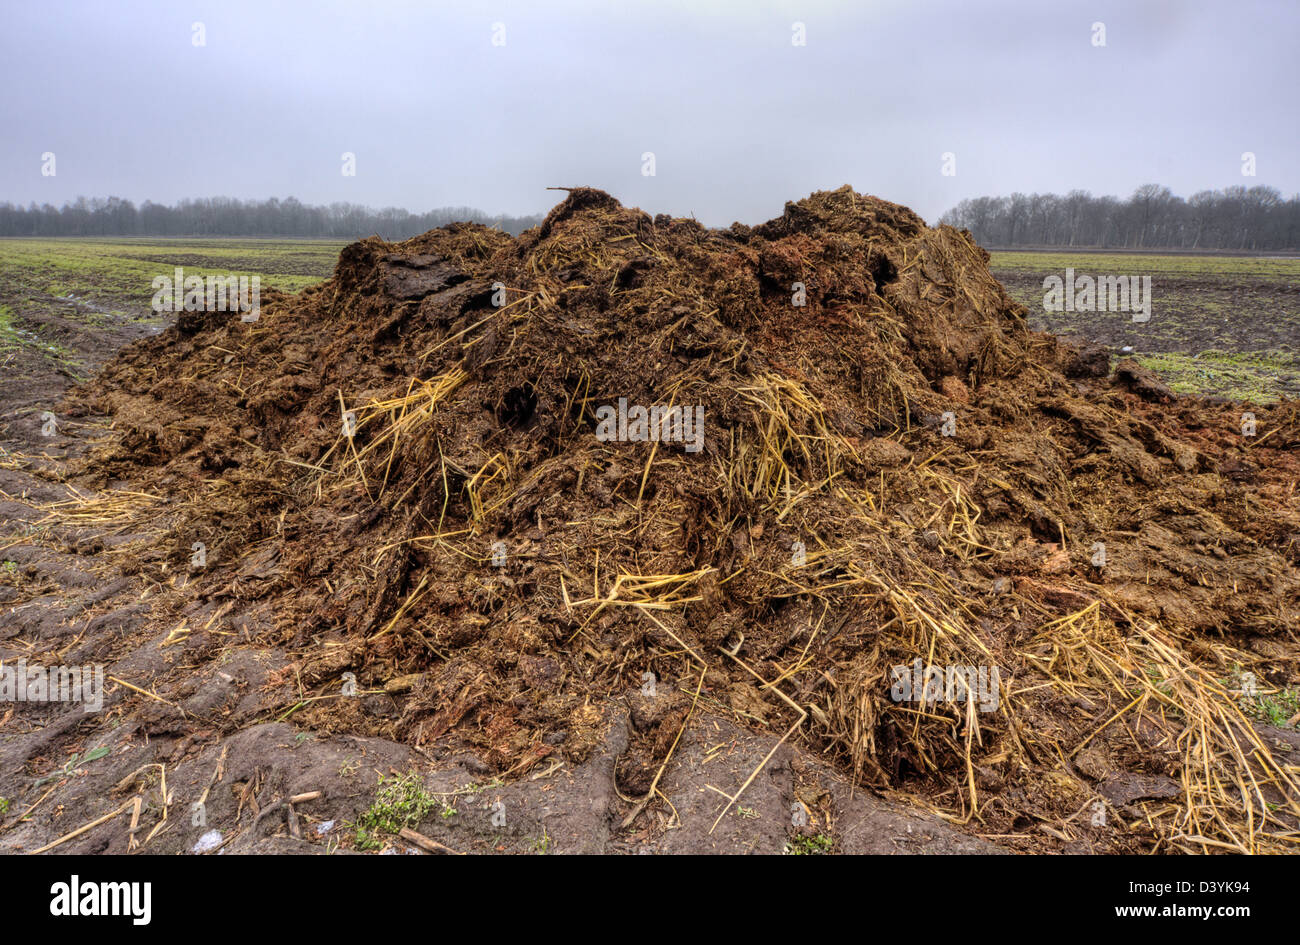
(71, 187), (1300, 853)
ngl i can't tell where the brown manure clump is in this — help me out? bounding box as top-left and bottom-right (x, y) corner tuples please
(63, 186), (1300, 852)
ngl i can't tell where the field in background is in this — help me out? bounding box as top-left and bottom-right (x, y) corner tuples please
(0, 236), (344, 305)
(0, 239), (1295, 403)
(990, 250), (1300, 402)
(0, 238), (345, 381)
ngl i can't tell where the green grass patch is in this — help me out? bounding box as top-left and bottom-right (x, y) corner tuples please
(351, 772), (451, 850)
(1244, 686), (1300, 728)
(1131, 350), (1300, 403)
(1224, 668), (1300, 728)
(785, 833), (835, 855)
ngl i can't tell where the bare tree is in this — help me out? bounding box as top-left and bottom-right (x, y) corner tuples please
(0, 195), (543, 238)
(940, 185), (1297, 250)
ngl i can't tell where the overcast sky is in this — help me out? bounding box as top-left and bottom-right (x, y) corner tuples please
(2, 0), (1296, 226)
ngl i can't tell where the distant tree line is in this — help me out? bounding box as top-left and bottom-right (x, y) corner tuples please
(940, 185), (1300, 251)
(0, 195), (543, 239)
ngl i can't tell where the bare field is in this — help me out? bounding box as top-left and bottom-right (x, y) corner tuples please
(990, 250), (1300, 402)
